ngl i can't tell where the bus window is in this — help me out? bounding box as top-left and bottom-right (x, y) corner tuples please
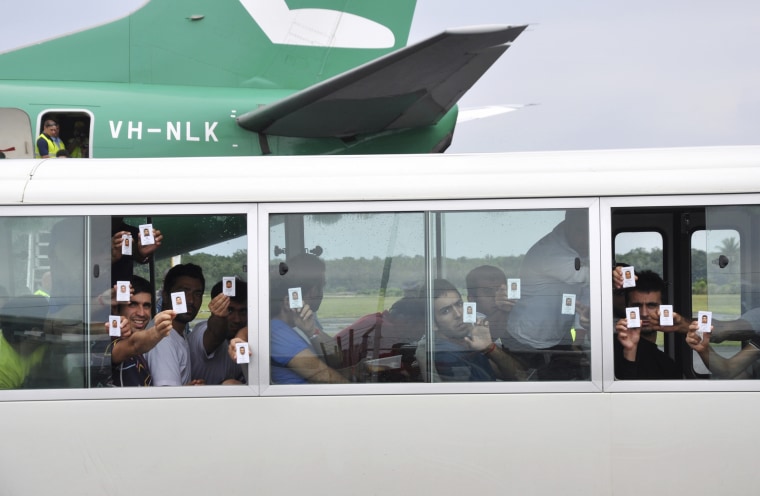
(269, 212), (426, 384)
(691, 204), (759, 378)
(433, 210), (590, 381)
(0, 213), (247, 390)
(269, 208), (591, 384)
(614, 231), (663, 276)
(429, 208), (590, 382)
(0, 216), (89, 388)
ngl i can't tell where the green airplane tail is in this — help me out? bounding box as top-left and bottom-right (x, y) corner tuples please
(0, 0), (417, 89)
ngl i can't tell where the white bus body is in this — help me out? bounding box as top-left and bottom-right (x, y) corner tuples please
(1, 146), (760, 495)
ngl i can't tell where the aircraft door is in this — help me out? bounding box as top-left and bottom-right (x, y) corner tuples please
(0, 108), (33, 158)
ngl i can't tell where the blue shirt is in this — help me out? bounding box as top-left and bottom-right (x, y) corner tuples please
(434, 336), (496, 382)
(270, 319), (311, 384)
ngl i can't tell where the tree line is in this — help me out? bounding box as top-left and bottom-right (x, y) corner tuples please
(138, 240), (740, 296)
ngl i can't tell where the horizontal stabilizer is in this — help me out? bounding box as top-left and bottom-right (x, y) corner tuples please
(237, 25), (527, 138)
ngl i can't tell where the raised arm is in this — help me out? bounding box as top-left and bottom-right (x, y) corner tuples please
(466, 321), (522, 380)
(203, 293), (231, 354)
(687, 322), (760, 378)
(111, 310), (175, 365)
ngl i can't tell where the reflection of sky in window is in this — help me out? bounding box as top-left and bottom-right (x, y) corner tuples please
(270, 211), (567, 260)
(303, 213), (425, 260)
(441, 211), (563, 258)
(193, 237), (246, 256)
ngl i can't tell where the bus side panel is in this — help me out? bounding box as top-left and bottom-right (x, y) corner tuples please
(3, 395), (608, 494)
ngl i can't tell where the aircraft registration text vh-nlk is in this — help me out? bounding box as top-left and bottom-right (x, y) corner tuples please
(0, 0), (526, 158)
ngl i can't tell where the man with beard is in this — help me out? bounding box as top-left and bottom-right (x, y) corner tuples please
(426, 279), (521, 382)
(614, 270), (687, 379)
(189, 278), (248, 384)
(465, 265), (515, 344)
(145, 264), (206, 386)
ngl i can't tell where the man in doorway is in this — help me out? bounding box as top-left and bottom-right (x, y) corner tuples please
(615, 270), (687, 379)
(35, 120), (65, 158)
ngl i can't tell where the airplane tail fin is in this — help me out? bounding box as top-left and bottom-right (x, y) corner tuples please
(0, 0), (417, 89)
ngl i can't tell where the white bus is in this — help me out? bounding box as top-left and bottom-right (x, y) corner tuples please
(1, 146), (760, 495)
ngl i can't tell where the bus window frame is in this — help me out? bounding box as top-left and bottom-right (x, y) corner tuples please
(258, 197), (603, 396)
(0, 202), (258, 402)
(602, 193), (760, 392)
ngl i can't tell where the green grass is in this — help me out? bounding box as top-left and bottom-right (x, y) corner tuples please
(691, 294), (741, 317)
(320, 294), (401, 318)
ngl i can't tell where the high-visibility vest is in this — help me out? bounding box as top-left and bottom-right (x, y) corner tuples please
(35, 133), (65, 158)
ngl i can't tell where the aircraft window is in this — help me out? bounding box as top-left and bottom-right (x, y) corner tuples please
(0, 214), (247, 390)
(268, 208), (591, 384)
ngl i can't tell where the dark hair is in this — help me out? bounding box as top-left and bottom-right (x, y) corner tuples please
(55, 149), (70, 157)
(389, 296), (426, 321)
(419, 278), (461, 301)
(211, 277), (247, 303)
(625, 270), (667, 304)
(466, 265), (506, 297)
(129, 275), (154, 305)
(269, 254), (325, 316)
(162, 263), (205, 297)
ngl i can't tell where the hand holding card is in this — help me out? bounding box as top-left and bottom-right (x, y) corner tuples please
(288, 287), (303, 309)
(463, 302), (476, 323)
(697, 311), (712, 336)
(622, 266), (636, 288)
(660, 305), (673, 326)
(138, 223), (155, 246)
(626, 307), (641, 328)
(171, 291), (187, 314)
(507, 278), (521, 299)
(236, 342), (250, 364)
(121, 234), (132, 256)
(116, 281), (130, 302)
(108, 315), (121, 337)
(222, 277), (235, 297)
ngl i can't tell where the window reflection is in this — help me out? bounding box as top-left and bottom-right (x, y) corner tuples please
(270, 208), (591, 384)
(0, 214), (247, 390)
(270, 213), (426, 383)
(690, 207), (760, 379)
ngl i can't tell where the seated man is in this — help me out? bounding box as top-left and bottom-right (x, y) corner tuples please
(614, 270), (685, 379)
(465, 265), (515, 344)
(106, 276), (174, 387)
(0, 296), (48, 389)
(425, 279), (521, 382)
(189, 278), (247, 385)
(269, 254), (347, 384)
